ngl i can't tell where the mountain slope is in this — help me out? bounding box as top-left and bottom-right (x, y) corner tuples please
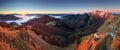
(0, 11), (119, 50)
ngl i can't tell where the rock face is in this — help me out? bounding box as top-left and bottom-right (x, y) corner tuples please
(0, 11), (119, 50)
(0, 15), (20, 21)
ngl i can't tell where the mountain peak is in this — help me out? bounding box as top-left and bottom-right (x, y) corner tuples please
(91, 10), (112, 19)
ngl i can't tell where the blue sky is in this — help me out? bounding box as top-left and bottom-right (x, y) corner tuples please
(0, 0), (120, 14)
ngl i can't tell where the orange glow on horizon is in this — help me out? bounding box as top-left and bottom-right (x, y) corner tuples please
(0, 11), (73, 14)
(21, 14), (27, 16)
(0, 9), (120, 14)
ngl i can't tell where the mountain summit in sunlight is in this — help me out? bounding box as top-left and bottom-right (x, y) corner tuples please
(0, 11), (119, 50)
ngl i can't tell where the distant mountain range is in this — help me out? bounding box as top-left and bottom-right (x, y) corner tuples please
(0, 14), (21, 21)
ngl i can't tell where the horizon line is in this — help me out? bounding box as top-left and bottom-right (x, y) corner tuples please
(0, 10), (120, 14)
(0, 12), (120, 15)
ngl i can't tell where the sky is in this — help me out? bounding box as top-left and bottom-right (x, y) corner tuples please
(0, 0), (120, 14)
